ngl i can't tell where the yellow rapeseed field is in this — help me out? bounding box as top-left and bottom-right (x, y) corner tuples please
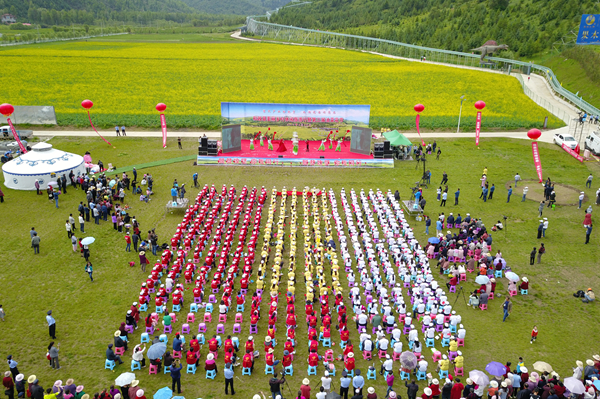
(0, 41), (562, 130)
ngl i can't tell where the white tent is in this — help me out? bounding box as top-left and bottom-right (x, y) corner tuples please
(2, 142), (86, 190)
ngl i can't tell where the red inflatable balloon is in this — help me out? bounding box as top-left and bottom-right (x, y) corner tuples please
(414, 104), (425, 113)
(474, 101), (486, 110)
(0, 103), (14, 117)
(527, 128), (542, 140)
(81, 100), (94, 109)
(156, 103), (167, 112)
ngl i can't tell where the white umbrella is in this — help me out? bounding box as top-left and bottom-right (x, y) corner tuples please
(475, 275), (490, 285)
(533, 361), (553, 373)
(505, 272), (520, 282)
(114, 372), (136, 386)
(47, 181), (59, 187)
(564, 377), (586, 394)
(81, 237), (95, 245)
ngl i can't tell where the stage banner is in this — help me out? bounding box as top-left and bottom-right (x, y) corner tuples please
(532, 141), (543, 182)
(475, 111), (482, 145)
(561, 143), (585, 162)
(221, 102), (371, 139)
(197, 155), (393, 168)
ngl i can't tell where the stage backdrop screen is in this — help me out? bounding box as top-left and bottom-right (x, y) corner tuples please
(222, 124), (242, 153)
(221, 102), (370, 140)
(350, 126), (372, 155)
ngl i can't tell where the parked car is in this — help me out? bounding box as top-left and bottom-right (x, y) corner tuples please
(553, 133), (578, 149)
(585, 131), (600, 155)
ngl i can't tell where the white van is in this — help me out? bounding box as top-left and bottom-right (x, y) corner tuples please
(585, 131), (600, 155)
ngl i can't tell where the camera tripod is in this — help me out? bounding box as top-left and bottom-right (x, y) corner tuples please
(452, 285), (469, 308)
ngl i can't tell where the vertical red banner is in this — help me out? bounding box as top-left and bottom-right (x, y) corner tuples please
(415, 114), (425, 146)
(532, 141), (543, 182)
(160, 114), (167, 148)
(475, 111), (482, 146)
(7, 118), (27, 153)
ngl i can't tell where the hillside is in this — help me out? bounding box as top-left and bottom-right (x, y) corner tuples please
(181, 0), (291, 15)
(270, 0), (600, 57)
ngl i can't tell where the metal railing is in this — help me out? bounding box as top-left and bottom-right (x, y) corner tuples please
(514, 74), (572, 125)
(246, 17), (600, 120)
(0, 32), (128, 47)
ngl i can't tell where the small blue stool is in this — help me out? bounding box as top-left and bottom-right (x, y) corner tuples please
(190, 303), (198, 313)
(131, 360), (141, 371)
(197, 334), (205, 345)
(521, 289), (528, 295)
(237, 304), (245, 312)
(367, 368), (377, 380)
(205, 303), (214, 313)
(439, 370), (449, 379)
(265, 365), (275, 375)
(105, 359), (116, 370)
(156, 306), (164, 314)
(159, 334), (168, 344)
(242, 367), (252, 376)
(344, 369), (354, 378)
(141, 333), (150, 343)
(308, 366), (317, 375)
(187, 364), (197, 374)
(330, 367), (336, 376)
(441, 338), (450, 347)
(426, 337), (435, 347)
(417, 370), (426, 381)
(450, 325), (457, 334)
(284, 365), (294, 376)
(323, 338), (332, 348)
(172, 304), (181, 312)
(164, 365), (171, 374)
(495, 270), (503, 278)
(139, 303), (148, 312)
(401, 371), (410, 380)
(206, 369), (217, 380)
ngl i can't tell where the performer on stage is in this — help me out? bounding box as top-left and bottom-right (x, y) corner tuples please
(259, 132), (264, 147)
(318, 139), (326, 151)
(250, 138), (255, 150)
(268, 137), (273, 151)
(335, 139), (342, 152)
(276, 139), (287, 152)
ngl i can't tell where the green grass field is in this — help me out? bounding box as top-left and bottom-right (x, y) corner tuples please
(0, 39), (563, 132)
(1, 136), (598, 398)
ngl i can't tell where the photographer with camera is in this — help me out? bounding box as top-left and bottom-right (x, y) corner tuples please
(269, 372), (286, 399)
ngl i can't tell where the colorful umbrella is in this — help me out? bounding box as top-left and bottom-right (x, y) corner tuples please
(153, 387), (172, 399)
(505, 272), (520, 282)
(428, 237), (440, 244)
(81, 237), (95, 245)
(485, 361), (506, 376)
(400, 351), (418, 369)
(147, 343), (166, 360)
(493, 258), (506, 268)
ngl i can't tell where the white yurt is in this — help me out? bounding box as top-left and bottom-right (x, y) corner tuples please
(2, 142), (86, 190)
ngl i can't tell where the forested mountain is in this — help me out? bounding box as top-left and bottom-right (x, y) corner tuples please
(0, 0), (291, 24)
(270, 0), (600, 57)
(181, 0), (291, 15)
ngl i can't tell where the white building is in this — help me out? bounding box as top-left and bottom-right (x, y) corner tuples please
(1, 14), (16, 24)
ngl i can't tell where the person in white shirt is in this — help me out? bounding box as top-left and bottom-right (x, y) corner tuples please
(316, 387), (327, 399)
(435, 313), (444, 325)
(457, 324), (466, 339)
(426, 325), (435, 339)
(357, 313), (368, 329)
(381, 355), (394, 375)
(359, 332), (370, 345)
(393, 341), (403, 354)
(418, 356), (428, 372)
(408, 326), (418, 344)
(378, 337), (389, 351)
(391, 326), (401, 342)
(321, 372), (332, 394)
(363, 338), (374, 352)
(522, 187), (529, 202)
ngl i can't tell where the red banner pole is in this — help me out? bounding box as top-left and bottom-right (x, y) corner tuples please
(6, 118), (27, 153)
(415, 114), (425, 146)
(532, 141), (543, 182)
(475, 111), (482, 146)
(160, 114), (167, 148)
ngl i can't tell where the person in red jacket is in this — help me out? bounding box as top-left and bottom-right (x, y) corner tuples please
(286, 313), (296, 328)
(308, 349), (320, 367)
(130, 302), (140, 323)
(264, 336), (274, 352)
(208, 336), (219, 353)
(344, 352), (355, 371)
(284, 338), (294, 353)
(245, 336), (254, 353)
(242, 350), (254, 372)
(265, 348), (278, 366)
(340, 327), (350, 343)
(186, 349), (198, 367)
(422, 387), (433, 399)
(282, 350), (292, 367)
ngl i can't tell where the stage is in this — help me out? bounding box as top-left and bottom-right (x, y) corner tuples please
(197, 139), (394, 168)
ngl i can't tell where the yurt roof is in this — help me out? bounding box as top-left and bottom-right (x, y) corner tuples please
(2, 143), (84, 176)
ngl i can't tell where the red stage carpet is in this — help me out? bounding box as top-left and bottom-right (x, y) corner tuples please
(225, 139), (373, 160)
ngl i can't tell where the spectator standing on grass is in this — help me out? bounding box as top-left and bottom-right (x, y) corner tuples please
(529, 247), (536, 266)
(48, 342), (60, 369)
(53, 190), (60, 208)
(79, 214), (85, 233)
(32, 233), (41, 254)
(7, 356), (18, 379)
(425, 216), (431, 235)
(440, 192), (447, 207)
(3, 371), (14, 399)
(586, 174), (593, 188)
(537, 221), (543, 239)
(537, 244), (545, 264)
(579, 192), (585, 209)
(585, 224), (593, 244)
(489, 184), (495, 200)
(542, 218), (548, 237)
(170, 359), (182, 394)
(178, 138), (182, 149)
(121, 126), (126, 136)
(440, 172), (448, 185)
(193, 173), (198, 188)
(115, 126), (120, 136)
(47, 310), (56, 339)
(522, 187), (528, 202)
(65, 220), (72, 239)
(530, 326), (538, 344)
(454, 189), (460, 206)
(179, 184), (186, 200)
(84, 261), (93, 282)
(507, 186), (512, 203)
(502, 297), (512, 322)
(0, 305), (5, 322)
(515, 173), (521, 187)
(538, 201), (545, 217)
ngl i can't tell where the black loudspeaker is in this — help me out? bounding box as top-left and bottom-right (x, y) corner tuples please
(383, 140), (391, 152)
(201, 137), (208, 147)
(320, 156), (324, 159)
(278, 155), (283, 158)
(207, 139), (218, 156)
(374, 143), (384, 159)
(383, 140), (393, 158)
